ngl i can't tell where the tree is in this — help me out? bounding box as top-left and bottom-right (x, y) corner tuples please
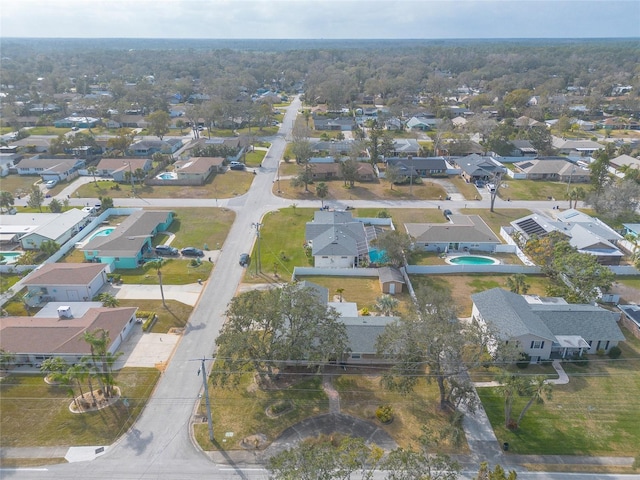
(97, 292), (119, 308)
(368, 120), (383, 164)
(516, 375), (552, 427)
(27, 185), (45, 212)
(106, 130), (135, 156)
(40, 357), (68, 382)
(146, 258), (168, 308)
(497, 373), (552, 429)
(377, 285), (483, 411)
(489, 172), (502, 213)
(336, 288), (344, 302)
(341, 158), (359, 187)
(589, 149), (611, 195)
(379, 132), (395, 159)
(316, 182), (328, 207)
(384, 164), (405, 191)
(476, 462), (518, 480)
(88, 166), (98, 183)
(0, 349), (15, 371)
(291, 163), (314, 192)
(553, 248), (615, 303)
(506, 274), (529, 294)
(147, 110), (171, 140)
(267, 435), (385, 480)
(586, 178), (640, 222)
(16, 250), (38, 266)
(212, 283), (348, 387)
(39, 239), (60, 257)
(376, 294), (399, 316)
(0, 191), (15, 213)
(99, 196), (114, 210)
(371, 230), (414, 268)
(48, 198), (62, 213)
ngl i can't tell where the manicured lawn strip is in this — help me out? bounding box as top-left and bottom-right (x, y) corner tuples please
(243, 207), (314, 283)
(295, 275), (413, 315)
(0, 175), (40, 197)
(163, 207), (235, 251)
(0, 458), (68, 468)
(25, 127), (70, 135)
(477, 330), (640, 456)
(244, 149), (267, 167)
(498, 179), (572, 202)
(354, 207), (447, 226)
(451, 176), (482, 200)
(0, 273), (22, 294)
(335, 374), (468, 453)
(195, 374), (329, 449)
(115, 258), (212, 285)
(0, 368), (160, 447)
(410, 274), (549, 317)
(117, 299), (193, 333)
(75, 171), (254, 199)
(462, 208), (532, 236)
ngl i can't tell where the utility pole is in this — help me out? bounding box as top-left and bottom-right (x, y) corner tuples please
(252, 222), (262, 274)
(198, 358), (214, 442)
(124, 160), (135, 196)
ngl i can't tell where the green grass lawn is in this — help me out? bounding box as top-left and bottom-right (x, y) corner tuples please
(0, 175), (40, 197)
(75, 171), (254, 199)
(117, 299), (193, 333)
(115, 258), (213, 285)
(165, 207), (235, 251)
(498, 180), (574, 202)
(477, 330), (640, 456)
(195, 374), (329, 450)
(0, 273), (22, 295)
(451, 176), (483, 201)
(24, 127), (70, 135)
(0, 368), (160, 447)
(245, 149), (267, 167)
(243, 207), (314, 282)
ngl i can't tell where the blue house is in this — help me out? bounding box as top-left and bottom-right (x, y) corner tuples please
(81, 211), (174, 269)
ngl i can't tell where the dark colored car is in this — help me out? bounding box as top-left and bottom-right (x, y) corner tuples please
(229, 161), (245, 170)
(443, 209), (453, 219)
(181, 247), (204, 257)
(155, 245), (179, 256)
(239, 253), (250, 267)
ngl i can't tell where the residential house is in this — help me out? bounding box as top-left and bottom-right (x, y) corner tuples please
(617, 304), (640, 340)
(172, 156), (224, 184)
(610, 154), (640, 175)
(552, 137), (603, 157)
(312, 140), (355, 156)
(0, 211), (86, 248)
(312, 114), (355, 131)
(512, 159), (590, 182)
(510, 209), (624, 265)
(385, 157), (450, 178)
(355, 162), (376, 182)
(0, 304), (138, 367)
(514, 116), (543, 128)
(454, 154), (506, 182)
(405, 214), (501, 253)
(310, 163), (341, 181)
(390, 139), (420, 157)
(23, 263), (109, 305)
(406, 116), (440, 131)
(81, 210), (174, 269)
(305, 211), (371, 268)
(12, 137), (51, 153)
(472, 288), (625, 362)
(509, 140), (538, 157)
(16, 157), (85, 182)
(128, 138), (182, 157)
(95, 157), (153, 182)
(53, 116), (100, 128)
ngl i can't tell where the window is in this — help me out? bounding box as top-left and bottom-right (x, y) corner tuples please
(351, 354), (361, 359)
(530, 340), (544, 349)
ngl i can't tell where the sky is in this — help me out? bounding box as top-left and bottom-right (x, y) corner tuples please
(1, 0), (639, 39)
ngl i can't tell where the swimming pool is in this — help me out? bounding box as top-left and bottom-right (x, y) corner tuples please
(447, 255), (500, 265)
(88, 227), (115, 241)
(369, 249), (387, 263)
(0, 251), (23, 264)
(156, 172), (177, 180)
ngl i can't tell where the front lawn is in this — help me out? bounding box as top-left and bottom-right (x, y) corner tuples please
(0, 175), (40, 197)
(165, 207), (235, 251)
(498, 179), (574, 202)
(0, 368), (160, 447)
(117, 299), (193, 333)
(115, 258), (212, 285)
(75, 171), (254, 199)
(477, 330), (640, 456)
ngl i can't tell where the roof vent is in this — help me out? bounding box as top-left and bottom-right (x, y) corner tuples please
(57, 305), (73, 319)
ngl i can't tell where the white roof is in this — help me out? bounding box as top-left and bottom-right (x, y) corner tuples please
(20, 208), (89, 242)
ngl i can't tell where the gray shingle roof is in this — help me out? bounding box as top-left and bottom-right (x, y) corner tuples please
(471, 288), (556, 341)
(342, 316), (398, 354)
(405, 215), (501, 244)
(531, 305), (625, 342)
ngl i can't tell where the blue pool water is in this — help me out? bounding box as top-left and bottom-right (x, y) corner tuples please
(157, 172), (177, 180)
(89, 227), (115, 241)
(448, 255), (499, 265)
(0, 252), (23, 263)
(369, 249), (386, 263)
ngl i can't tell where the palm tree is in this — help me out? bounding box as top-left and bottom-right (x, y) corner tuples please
(316, 182), (328, 208)
(376, 294), (399, 316)
(336, 288), (344, 302)
(146, 258), (168, 307)
(66, 363), (88, 409)
(40, 357), (68, 383)
(97, 292), (119, 307)
(506, 274), (529, 294)
(80, 357), (100, 407)
(88, 166), (98, 183)
(516, 375), (553, 427)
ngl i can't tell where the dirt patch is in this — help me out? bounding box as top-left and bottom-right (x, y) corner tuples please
(609, 281), (640, 304)
(69, 387), (121, 414)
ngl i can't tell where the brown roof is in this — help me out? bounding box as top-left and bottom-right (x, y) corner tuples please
(24, 263), (108, 287)
(356, 163), (375, 176)
(96, 157), (150, 171)
(311, 163), (340, 174)
(175, 156), (224, 174)
(0, 307), (137, 355)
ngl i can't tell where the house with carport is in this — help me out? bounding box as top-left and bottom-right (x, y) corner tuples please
(23, 263), (109, 306)
(16, 157), (85, 182)
(17, 209), (92, 250)
(81, 210), (173, 269)
(95, 157), (152, 182)
(472, 288), (625, 363)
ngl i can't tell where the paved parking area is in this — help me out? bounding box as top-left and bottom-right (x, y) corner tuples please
(113, 326), (180, 370)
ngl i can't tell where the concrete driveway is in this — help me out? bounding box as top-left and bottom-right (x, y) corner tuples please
(113, 326), (180, 370)
(101, 282), (205, 306)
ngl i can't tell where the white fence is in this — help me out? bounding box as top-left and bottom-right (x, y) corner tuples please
(292, 267), (380, 280)
(500, 226), (537, 266)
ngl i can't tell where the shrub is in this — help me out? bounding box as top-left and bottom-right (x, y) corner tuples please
(596, 348), (606, 357)
(377, 210), (390, 218)
(608, 345), (622, 359)
(376, 405), (393, 424)
(137, 311), (157, 332)
(516, 353), (530, 369)
(269, 400), (293, 416)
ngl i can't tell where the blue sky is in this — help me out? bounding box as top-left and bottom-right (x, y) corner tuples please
(2, 0), (639, 39)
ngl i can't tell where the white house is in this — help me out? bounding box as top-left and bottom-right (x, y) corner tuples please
(18, 208), (91, 250)
(23, 263), (110, 305)
(305, 211), (370, 268)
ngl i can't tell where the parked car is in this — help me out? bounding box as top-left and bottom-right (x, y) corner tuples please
(229, 161), (245, 170)
(181, 247), (204, 257)
(155, 245), (179, 256)
(443, 209), (453, 219)
(239, 253), (250, 267)
(44, 179), (58, 189)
